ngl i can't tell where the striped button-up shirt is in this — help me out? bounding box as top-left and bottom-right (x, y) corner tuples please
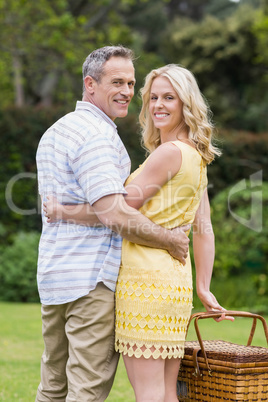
(36, 101), (131, 305)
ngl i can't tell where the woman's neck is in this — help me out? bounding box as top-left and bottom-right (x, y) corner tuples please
(160, 129), (189, 144)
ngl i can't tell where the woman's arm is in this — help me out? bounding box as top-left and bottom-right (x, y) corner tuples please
(124, 142), (182, 209)
(43, 196), (102, 226)
(193, 189), (234, 321)
(44, 142), (182, 223)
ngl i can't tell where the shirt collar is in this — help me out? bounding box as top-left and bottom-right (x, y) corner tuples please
(75, 101), (117, 129)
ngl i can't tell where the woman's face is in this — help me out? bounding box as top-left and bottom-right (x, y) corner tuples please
(149, 76), (184, 136)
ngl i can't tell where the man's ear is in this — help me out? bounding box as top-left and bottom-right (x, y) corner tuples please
(84, 75), (96, 94)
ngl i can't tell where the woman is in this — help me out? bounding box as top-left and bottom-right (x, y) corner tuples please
(44, 65), (231, 401)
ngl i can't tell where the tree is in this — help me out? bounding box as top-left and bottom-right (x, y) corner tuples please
(191, 178), (268, 312)
(167, 0), (212, 21)
(0, 0), (134, 107)
(160, 3), (268, 131)
(252, 7), (268, 71)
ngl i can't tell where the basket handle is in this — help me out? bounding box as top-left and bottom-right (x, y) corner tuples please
(188, 310), (268, 372)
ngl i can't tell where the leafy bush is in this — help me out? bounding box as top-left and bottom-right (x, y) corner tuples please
(212, 181), (268, 277)
(192, 181), (268, 314)
(0, 106), (69, 239)
(0, 232), (40, 302)
(207, 130), (268, 198)
(160, 4), (268, 132)
(190, 180), (268, 314)
(192, 273), (268, 315)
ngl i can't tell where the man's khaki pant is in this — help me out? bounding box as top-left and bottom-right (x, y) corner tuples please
(36, 283), (119, 401)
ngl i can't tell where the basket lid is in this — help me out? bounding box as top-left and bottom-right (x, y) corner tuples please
(184, 340), (268, 363)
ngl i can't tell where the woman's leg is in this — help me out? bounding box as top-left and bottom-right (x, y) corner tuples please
(123, 354), (165, 402)
(164, 358), (181, 402)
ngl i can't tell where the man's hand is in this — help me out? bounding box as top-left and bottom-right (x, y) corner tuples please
(168, 224), (191, 265)
(198, 289), (235, 322)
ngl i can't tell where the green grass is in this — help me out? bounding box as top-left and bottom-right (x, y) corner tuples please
(0, 303), (267, 401)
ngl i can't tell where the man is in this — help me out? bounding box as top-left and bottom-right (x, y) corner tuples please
(36, 45), (190, 401)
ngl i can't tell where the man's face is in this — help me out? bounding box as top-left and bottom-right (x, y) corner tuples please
(91, 56), (135, 121)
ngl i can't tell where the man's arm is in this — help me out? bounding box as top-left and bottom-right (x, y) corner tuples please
(93, 192), (189, 264)
(44, 142), (181, 224)
(44, 143), (190, 263)
(44, 192), (190, 263)
(93, 143), (189, 263)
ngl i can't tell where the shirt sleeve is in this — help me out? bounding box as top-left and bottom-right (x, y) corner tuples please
(69, 133), (127, 205)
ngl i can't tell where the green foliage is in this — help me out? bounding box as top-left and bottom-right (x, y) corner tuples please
(133, 52), (166, 95)
(117, 114), (145, 171)
(161, 3), (268, 131)
(207, 130), (268, 198)
(122, 0), (170, 52)
(252, 8), (268, 70)
(0, 232), (40, 302)
(192, 272), (268, 314)
(0, 53), (13, 107)
(205, 0), (240, 19)
(0, 0), (266, 132)
(0, 106), (69, 238)
(0, 0), (134, 107)
(208, 181), (268, 312)
(190, 180), (268, 314)
(211, 181), (268, 276)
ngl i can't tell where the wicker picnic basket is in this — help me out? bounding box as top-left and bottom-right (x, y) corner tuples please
(177, 311), (268, 401)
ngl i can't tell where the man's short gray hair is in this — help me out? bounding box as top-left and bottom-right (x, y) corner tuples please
(82, 45), (134, 94)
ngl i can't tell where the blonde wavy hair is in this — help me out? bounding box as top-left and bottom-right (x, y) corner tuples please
(139, 64), (221, 165)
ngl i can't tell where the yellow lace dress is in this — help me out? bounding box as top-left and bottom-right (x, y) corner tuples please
(115, 141), (208, 359)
